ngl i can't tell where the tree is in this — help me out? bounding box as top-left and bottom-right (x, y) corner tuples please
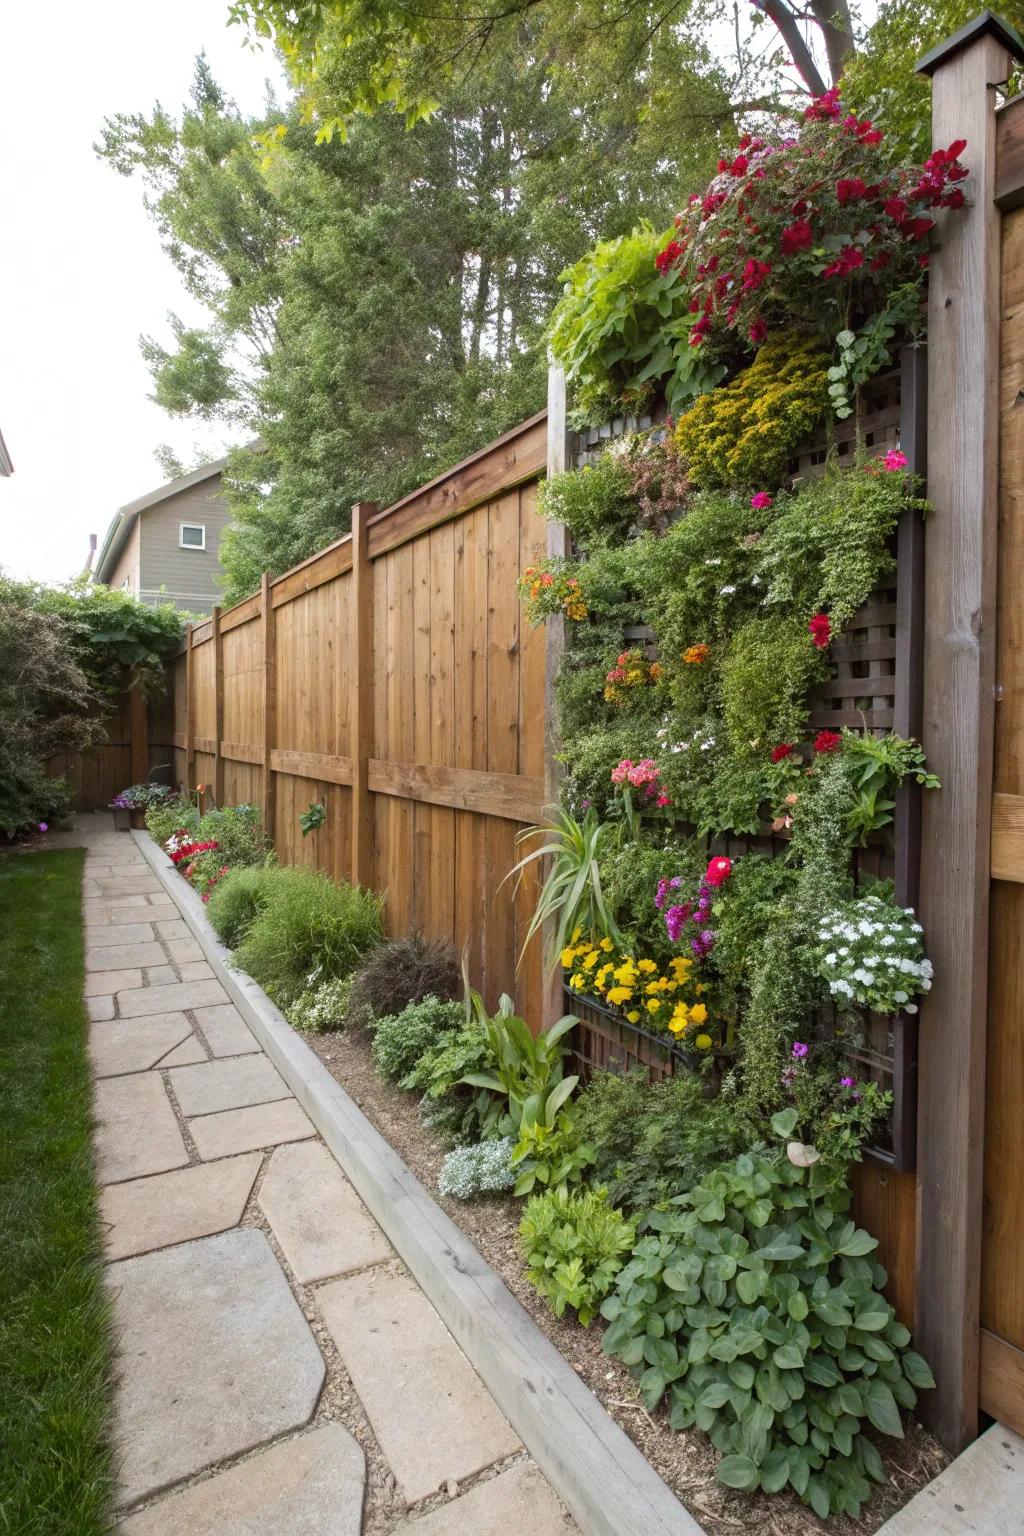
(101, 50), (729, 602)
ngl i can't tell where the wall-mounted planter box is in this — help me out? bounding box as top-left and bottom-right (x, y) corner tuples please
(564, 984), (729, 1085)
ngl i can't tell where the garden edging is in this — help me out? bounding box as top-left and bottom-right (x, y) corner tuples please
(131, 830), (704, 1536)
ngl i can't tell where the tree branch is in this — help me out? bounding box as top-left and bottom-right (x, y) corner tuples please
(808, 0), (855, 85)
(752, 0), (828, 98)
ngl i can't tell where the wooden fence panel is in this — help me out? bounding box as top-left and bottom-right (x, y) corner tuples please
(220, 614), (263, 807)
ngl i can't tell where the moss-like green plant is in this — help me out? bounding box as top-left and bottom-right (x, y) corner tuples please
(369, 995), (463, 1082)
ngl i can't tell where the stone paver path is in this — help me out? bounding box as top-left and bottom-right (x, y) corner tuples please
(71, 816), (578, 1535)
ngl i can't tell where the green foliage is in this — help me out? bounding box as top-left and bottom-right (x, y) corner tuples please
(299, 801), (326, 836)
(402, 1020), (509, 1145)
(600, 1131), (934, 1518)
(720, 615), (827, 757)
(538, 454), (634, 549)
(508, 808), (623, 963)
(547, 225), (725, 425)
(438, 1137), (517, 1200)
(511, 1112), (595, 1196)
(828, 288), (922, 419)
(574, 1071), (747, 1213)
(0, 851), (115, 1534)
(232, 866), (383, 1004)
(286, 975), (353, 1034)
(145, 793), (198, 846)
(28, 578), (183, 696)
(675, 334), (829, 491)
(196, 803), (268, 867)
(369, 995), (464, 1082)
(520, 1185), (636, 1326)
(460, 990), (579, 1133)
(347, 932), (460, 1032)
(843, 731), (940, 845)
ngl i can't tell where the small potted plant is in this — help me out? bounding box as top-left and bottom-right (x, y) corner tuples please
(110, 782), (172, 831)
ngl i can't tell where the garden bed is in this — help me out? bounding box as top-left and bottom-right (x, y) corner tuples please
(307, 1023), (947, 1536)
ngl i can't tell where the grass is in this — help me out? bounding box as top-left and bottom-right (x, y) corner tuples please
(0, 850), (115, 1535)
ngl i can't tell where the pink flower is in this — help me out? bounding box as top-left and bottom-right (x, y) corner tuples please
(705, 856), (732, 887)
(748, 318), (767, 345)
(750, 491), (774, 511)
(792, 1041), (809, 1059)
(655, 793), (672, 807)
(610, 760), (633, 785)
(882, 449), (908, 472)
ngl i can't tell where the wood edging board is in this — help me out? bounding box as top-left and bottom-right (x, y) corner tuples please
(132, 829), (704, 1536)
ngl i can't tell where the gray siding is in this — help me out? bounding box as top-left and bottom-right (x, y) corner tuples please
(137, 475), (232, 615)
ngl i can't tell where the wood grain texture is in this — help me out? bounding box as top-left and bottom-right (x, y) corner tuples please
(260, 572), (277, 843)
(211, 605), (225, 805)
(996, 93), (1024, 211)
(368, 760), (543, 823)
(350, 503), (375, 887)
(979, 1330), (1024, 1434)
(184, 623), (196, 793)
(543, 366), (572, 1028)
(991, 790), (1024, 879)
(915, 32), (1011, 1454)
(269, 749), (354, 785)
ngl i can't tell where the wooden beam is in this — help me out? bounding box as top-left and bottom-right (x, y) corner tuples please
(184, 622), (196, 794)
(996, 92), (1024, 209)
(220, 740), (263, 766)
(219, 594), (261, 633)
(543, 366), (573, 1026)
(192, 736), (217, 755)
(991, 791), (1024, 879)
(129, 683), (148, 786)
(270, 536), (353, 610)
(368, 759), (544, 824)
(979, 1330), (1024, 1436)
(350, 502), (376, 886)
(914, 26), (1013, 1454)
(260, 572), (277, 845)
(211, 605), (225, 806)
(270, 749), (353, 786)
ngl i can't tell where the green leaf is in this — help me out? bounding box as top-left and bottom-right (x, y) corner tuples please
(787, 1292), (809, 1322)
(770, 1108), (798, 1139)
(773, 1343), (804, 1371)
(901, 1351), (936, 1390)
(736, 1271), (762, 1305)
(807, 1476), (831, 1519)
(837, 1229), (879, 1257)
(865, 1380), (904, 1438)
(854, 1304), (890, 1332)
(716, 1455), (760, 1491)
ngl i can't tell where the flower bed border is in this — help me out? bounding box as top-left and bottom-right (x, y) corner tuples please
(132, 830), (703, 1536)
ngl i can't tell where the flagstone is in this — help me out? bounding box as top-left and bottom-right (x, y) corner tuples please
(90, 1015), (192, 1078)
(317, 1264), (520, 1503)
(157, 1035), (208, 1067)
(259, 1140), (391, 1283)
(116, 1422), (364, 1536)
(85, 942), (166, 972)
(86, 969), (143, 997)
(94, 874), (163, 896)
(108, 1229), (324, 1506)
(396, 1462), (576, 1535)
(145, 965), (179, 986)
(118, 979), (228, 1017)
(93, 1073), (189, 1185)
(86, 995), (115, 1022)
(154, 918), (191, 941)
(85, 923), (156, 947)
(189, 1099), (315, 1159)
(193, 1004), (258, 1057)
(170, 1055), (289, 1117)
(166, 936), (204, 964)
(100, 1154), (260, 1260)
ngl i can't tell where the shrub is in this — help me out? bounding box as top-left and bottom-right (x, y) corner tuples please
(145, 793), (197, 846)
(233, 867), (383, 1004)
(520, 1186), (636, 1327)
(538, 454), (635, 549)
(574, 1071), (746, 1212)
(599, 1112), (934, 1519)
(287, 976), (353, 1034)
(195, 803), (268, 868)
(347, 933), (460, 1032)
(438, 1137), (516, 1200)
(370, 996), (463, 1082)
(675, 334), (829, 490)
(206, 864), (276, 948)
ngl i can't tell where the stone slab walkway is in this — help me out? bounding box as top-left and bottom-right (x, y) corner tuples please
(70, 815), (579, 1535)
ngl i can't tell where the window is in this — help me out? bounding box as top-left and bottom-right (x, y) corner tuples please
(179, 522), (206, 550)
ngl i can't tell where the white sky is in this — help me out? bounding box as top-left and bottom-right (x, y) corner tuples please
(0, 0), (286, 584)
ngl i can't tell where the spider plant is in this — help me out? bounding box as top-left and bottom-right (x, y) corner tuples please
(504, 806), (623, 966)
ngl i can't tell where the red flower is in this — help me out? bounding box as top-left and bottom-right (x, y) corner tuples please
(884, 196), (908, 220)
(943, 189), (965, 210)
(780, 218), (813, 255)
(805, 88), (841, 121)
(947, 138), (967, 160)
(770, 744), (794, 764)
(903, 216), (935, 241)
(730, 154), (749, 177)
(808, 613), (832, 649)
(814, 729), (842, 755)
(748, 318), (767, 344)
(705, 856), (732, 887)
(655, 239), (683, 274)
(861, 129), (883, 146)
(870, 252), (891, 271)
(823, 246), (864, 278)
(836, 177), (867, 205)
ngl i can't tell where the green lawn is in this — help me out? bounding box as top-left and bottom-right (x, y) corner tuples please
(0, 850), (115, 1535)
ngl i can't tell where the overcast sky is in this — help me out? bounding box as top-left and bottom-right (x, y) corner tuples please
(0, 0), (286, 584)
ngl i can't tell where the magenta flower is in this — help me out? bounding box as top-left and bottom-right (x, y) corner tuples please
(38, 822), (48, 833)
(791, 1041), (809, 1059)
(840, 1075), (856, 1088)
(882, 449), (908, 472)
(750, 491), (774, 511)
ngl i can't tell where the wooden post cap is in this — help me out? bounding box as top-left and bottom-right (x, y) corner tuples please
(916, 9), (1024, 76)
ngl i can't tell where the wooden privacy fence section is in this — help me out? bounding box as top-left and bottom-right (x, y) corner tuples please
(170, 412), (550, 1022)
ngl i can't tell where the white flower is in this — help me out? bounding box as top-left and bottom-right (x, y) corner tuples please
(705, 557), (722, 566)
(894, 990), (908, 1003)
(824, 952), (837, 966)
(839, 946), (849, 957)
(720, 585), (736, 595)
(881, 934), (895, 947)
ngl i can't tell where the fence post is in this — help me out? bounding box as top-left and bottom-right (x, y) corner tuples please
(184, 622), (196, 794)
(212, 604), (225, 806)
(350, 502), (377, 888)
(260, 573), (277, 845)
(544, 366), (572, 1026)
(129, 681), (148, 787)
(914, 16), (1018, 1453)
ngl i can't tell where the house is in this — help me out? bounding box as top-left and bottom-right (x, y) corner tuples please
(89, 458), (232, 613)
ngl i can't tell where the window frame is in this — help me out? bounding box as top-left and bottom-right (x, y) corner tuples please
(179, 522), (207, 551)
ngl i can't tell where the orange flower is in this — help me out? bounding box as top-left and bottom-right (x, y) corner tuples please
(683, 643), (710, 665)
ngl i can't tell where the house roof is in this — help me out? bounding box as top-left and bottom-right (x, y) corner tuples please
(0, 426), (12, 476)
(93, 456), (228, 585)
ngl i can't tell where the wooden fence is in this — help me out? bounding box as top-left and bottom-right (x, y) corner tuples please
(169, 411), (550, 1023)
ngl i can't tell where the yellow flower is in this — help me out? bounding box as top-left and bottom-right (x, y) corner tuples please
(647, 998), (662, 1015)
(599, 937), (614, 952)
(694, 983), (706, 997)
(560, 947), (577, 969)
(695, 1033), (713, 1050)
(571, 927), (582, 943)
(644, 980), (661, 996)
(671, 956), (692, 977)
(613, 962), (636, 986)
(689, 1003), (708, 1025)
(583, 950), (599, 970)
(668, 1016), (688, 1035)
(569, 973), (585, 991)
(626, 1010), (641, 1024)
(606, 985), (633, 1006)
(637, 959), (658, 975)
